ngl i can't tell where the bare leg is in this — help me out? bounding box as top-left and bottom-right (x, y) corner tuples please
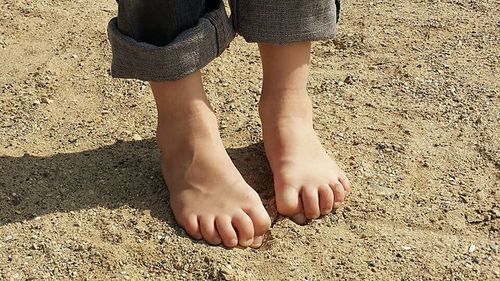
(258, 42), (351, 224)
(151, 71), (271, 247)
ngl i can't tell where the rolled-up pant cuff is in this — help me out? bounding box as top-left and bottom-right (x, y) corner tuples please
(107, 3), (235, 81)
(233, 0), (339, 44)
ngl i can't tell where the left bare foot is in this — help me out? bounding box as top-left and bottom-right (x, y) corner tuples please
(259, 94), (351, 224)
(257, 42), (351, 224)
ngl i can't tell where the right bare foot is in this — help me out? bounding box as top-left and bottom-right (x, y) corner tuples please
(150, 74), (271, 248)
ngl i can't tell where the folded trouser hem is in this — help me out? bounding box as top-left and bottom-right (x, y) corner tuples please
(234, 0), (338, 44)
(107, 3), (235, 81)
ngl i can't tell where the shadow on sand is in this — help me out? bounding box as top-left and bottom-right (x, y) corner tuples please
(0, 140), (275, 227)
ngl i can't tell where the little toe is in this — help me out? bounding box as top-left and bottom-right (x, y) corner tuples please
(330, 181), (346, 209)
(181, 214), (202, 240)
(250, 235), (264, 249)
(276, 186), (302, 217)
(301, 187), (321, 219)
(215, 216), (238, 248)
(232, 212), (255, 247)
(318, 185), (334, 215)
(339, 174), (351, 194)
(199, 216), (222, 246)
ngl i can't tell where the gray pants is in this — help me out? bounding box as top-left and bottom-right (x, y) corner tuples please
(108, 0), (340, 81)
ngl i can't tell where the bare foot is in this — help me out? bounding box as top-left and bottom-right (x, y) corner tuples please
(258, 42), (351, 224)
(151, 73), (271, 248)
(260, 94), (351, 224)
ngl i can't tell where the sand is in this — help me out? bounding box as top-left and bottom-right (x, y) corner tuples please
(0, 0), (499, 280)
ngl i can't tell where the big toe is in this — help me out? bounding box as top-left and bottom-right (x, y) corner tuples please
(276, 186), (302, 217)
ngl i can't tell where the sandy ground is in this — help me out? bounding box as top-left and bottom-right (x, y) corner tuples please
(1, 0), (499, 280)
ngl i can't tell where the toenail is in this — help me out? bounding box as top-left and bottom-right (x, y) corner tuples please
(306, 213), (319, 219)
(241, 239), (253, 246)
(291, 214), (307, 225)
(251, 236), (264, 248)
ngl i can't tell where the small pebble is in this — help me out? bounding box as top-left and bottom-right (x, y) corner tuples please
(401, 245), (412, 251)
(41, 97), (53, 104)
(468, 244), (477, 253)
(132, 134), (143, 141)
(344, 75), (356, 85)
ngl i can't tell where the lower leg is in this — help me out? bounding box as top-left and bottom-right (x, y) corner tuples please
(151, 71), (271, 248)
(258, 42), (351, 224)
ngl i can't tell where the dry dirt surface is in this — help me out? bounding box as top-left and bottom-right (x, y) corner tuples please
(1, 0), (499, 280)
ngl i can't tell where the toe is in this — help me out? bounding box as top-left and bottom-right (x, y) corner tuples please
(301, 187), (321, 219)
(330, 181), (346, 209)
(250, 235), (264, 249)
(291, 213), (307, 225)
(339, 174), (351, 194)
(318, 185), (334, 215)
(199, 216), (222, 246)
(276, 186), (302, 217)
(181, 214), (202, 240)
(245, 205), (271, 237)
(215, 216), (238, 248)
(232, 212), (255, 247)
(289, 197), (307, 225)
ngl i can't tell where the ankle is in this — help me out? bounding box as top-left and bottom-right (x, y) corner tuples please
(156, 106), (220, 154)
(150, 71), (217, 131)
(259, 91), (313, 123)
(158, 96), (215, 121)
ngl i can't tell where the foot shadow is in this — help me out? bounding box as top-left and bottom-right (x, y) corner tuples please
(0, 140), (276, 228)
(227, 142), (278, 219)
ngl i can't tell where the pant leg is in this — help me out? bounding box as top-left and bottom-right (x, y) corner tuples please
(108, 0), (235, 81)
(117, 0), (206, 47)
(231, 0), (340, 44)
